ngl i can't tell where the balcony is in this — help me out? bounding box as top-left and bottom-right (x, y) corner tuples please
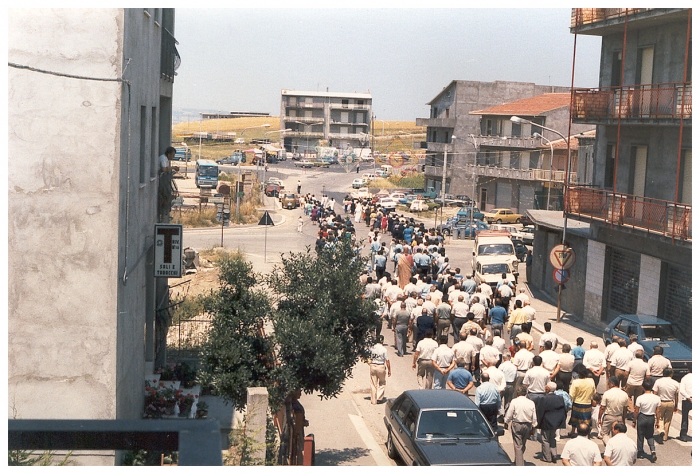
(424, 165), (454, 179)
(478, 135), (541, 149)
(570, 8), (688, 33)
(160, 28), (180, 82)
(425, 142), (453, 153)
(284, 116), (324, 123)
(425, 164), (577, 183)
(416, 117), (456, 128)
(566, 186), (691, 242)
(572, 83), (691, 124)
(328, 103), (370, 110)
(328, 132), (368, 140)
(284, 102), (324, 109)
(284, 131), (324, 138)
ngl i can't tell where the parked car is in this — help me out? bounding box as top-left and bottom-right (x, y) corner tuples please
(511, 238), (527, 262)
(483, 208), (522, 224)
(378, 197), (397, 212)
(384, 389), (510, 466)
(602, 314), (692, 380)
(438, 218), (488, 237)
(280, 193), (300, 209)
(489, 224), (524, 241)
(520, 225), (535, 245)
(362, 173), (378, 181)
(519, 214), (534, 226)
(294, 160), (314, 168)
(264, 183), (280, 197)
(352, 178), (368, 189)
(458, 206), (485, 221)
(234, 138), (245, 144)
(268, 178), (284, 189)
(217, 151), (245, 165)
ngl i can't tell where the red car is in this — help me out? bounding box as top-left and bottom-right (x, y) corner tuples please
(265, 183), (280, 197)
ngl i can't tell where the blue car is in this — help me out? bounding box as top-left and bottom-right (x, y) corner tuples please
(602, 314), (691, 380)
(457, 206), (485, 221)
(439, 218), (488, 237)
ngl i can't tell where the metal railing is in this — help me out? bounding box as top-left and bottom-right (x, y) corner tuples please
(160, 28), (180, 82)
(168, 317), (211, 360)
(572, 83), (692, 122)
(8, 419), (223, 465)
(566, 186), (692, 242)
(328, 103), (371, 110)
(570, 8), (653, 28)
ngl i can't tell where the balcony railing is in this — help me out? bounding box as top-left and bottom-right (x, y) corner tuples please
(284, 102), (324, 109)
(425, 164), (577, 183)
(8, 419), (223, 466)
(416, 117), (456, 128)
(478, 136), (542, 148)
(285, 131), (324, 138)
(573, 83), (692, 122)
(570, 8), (652, 28)
(328, 103), (370, 110)
(160, 28), (180, 82)
(284, 116), (324, 123)
(566, 186), (691, 242)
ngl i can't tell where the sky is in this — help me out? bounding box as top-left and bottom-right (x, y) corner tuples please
(172, 6), (603, 122)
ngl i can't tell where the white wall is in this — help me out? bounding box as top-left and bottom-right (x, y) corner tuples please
(637, 255), (661, 315)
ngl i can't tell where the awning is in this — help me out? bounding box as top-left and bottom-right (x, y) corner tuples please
(261, 144), (282, 152)
(244, 148), (263, 154)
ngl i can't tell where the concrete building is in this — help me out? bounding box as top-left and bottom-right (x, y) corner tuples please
(417, 80), (570, 202)
(8, 8), (179, 464)
(468, 94), (593, 213)
(532, 9), (691, 341)
(280, 89), (372, 153)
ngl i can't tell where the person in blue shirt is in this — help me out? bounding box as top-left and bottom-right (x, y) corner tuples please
(447, 358), (474, 395)
(571, 337), (586, 366)
(462, 274), (477, 295)
(453, 268), (464, 284)
(489, 297), (508, 333)
(475, 372), (502, 431)
(373, 249), (387, 281)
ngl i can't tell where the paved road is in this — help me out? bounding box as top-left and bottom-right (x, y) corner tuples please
(182, 161), (692, 466)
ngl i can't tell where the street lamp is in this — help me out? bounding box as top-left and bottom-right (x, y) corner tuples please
(440, 135), (456, 225)
(533, 132), (554, 210)
(511, 115), (572, 322)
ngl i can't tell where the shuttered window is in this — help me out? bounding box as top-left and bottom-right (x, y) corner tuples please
(607, 248), (640, 316)
(662, 263), (692, 343)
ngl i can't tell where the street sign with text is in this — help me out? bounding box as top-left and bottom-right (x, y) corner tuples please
(155, 224), (183, 278)
(549, 244), (576, 270)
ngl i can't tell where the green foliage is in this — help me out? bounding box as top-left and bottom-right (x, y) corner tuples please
(265, 241), (376, 406)
(122, 449), (177, 466)
(197, 253), (274, 411)
(8, 450), (72, 466)
(171, 294), (206, 324)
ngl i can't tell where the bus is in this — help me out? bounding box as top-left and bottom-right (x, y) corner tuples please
(195, 159), (219, 188)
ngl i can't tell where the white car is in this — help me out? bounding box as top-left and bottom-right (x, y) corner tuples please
(378, 197), (397, 212)
(234, 138), (245, 144)
(473, 256), (517, 292)
(352, 178), (368, 189)
(389, 192), (406, 202)
(351, 187), (371, 199)
(520, 226), (534, 244)
(268, 178), (284, 189)
(362, 173), (378, 181)
(488, 224), (524, 241)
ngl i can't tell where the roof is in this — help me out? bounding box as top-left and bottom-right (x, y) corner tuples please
(469, 93), (571, 117)
(526, 210), (591, 237)
(615, 314), (674, 325)
(534, 129), (596, 150)
(403, 389), (479, 410)
(281, 89), (372, 100)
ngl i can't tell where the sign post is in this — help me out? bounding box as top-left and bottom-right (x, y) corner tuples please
(258, 210), (275, 263)
(549, 244), (576, 322)
(154, 224), (183, 278)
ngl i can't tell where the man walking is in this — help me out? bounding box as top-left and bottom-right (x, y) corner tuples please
(536, 381), (567, 463)
(446, 358), (474, 395)
(475, 372), (501, 431)
(561, 423), (602, 466)
(598, 375), (629, 444)
(603, 423), (637, 466)
(369, 335), (391, 404)
(412, 329), (438, 389)
(633, 379), (660, 462)
(504, 385), (537, 466)
(652, 367), (680, 444)
(431, 335), (456, 389)
(679, 371), (692, 442)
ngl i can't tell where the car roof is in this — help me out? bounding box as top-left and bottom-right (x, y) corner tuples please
(616, 314), (674, 325)
(404, 389), (480, 410)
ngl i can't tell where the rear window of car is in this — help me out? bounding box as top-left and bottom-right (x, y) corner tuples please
(417, 409), (492, 439)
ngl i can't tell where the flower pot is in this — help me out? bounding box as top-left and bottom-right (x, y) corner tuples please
(196, 410), (208, 419)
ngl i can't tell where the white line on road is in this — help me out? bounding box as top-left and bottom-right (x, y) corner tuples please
(348, 413), (392, 466)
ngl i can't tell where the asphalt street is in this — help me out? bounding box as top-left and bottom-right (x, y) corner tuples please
(180, 160), (692, 466)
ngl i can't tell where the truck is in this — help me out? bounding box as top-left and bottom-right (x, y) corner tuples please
(471, 230), (519, 283)
(411, 187), (438, 200)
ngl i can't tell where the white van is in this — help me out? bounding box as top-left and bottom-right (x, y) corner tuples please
(472, 230), (519, 282)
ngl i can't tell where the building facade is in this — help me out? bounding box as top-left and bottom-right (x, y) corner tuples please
(468, 94), (594, 213)
(8, 8), (179, 464)
(564, 8), (691, 339)
(417, 80), (570, 203)
(280, 89), (372, 153)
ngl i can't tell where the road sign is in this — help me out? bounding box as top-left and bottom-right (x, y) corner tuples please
(258, 211), (275, 226)
(154, 224), (183, 278)
(553, 268), (570, 285)
(549, 244), (576, 270)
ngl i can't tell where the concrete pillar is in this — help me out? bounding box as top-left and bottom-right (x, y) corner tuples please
(583, 240), (606, 324)
(246, 387), (269, 465)
(637, 255), (661, 315)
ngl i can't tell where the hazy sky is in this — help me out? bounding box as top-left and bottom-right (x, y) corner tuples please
(172, 7), (602, 121)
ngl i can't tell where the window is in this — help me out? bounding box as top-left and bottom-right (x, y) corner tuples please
(629, 145), (647, 196)
(511, 121), (522, 137)
(150, 107), (157, 179)
(678, 149), (691, 204)
(445, 107), (450, 119)
(611, 51), (623, 87)
(342, 99), (349, 108)
(139, 106), (147, 185)
(604, 144), (616, 189)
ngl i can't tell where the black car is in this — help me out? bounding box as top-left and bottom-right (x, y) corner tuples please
(512, 238), (527, 262)
(519, 214), (534, 226)
(603, 314), (692, 380)
(384, 390), (511, 466)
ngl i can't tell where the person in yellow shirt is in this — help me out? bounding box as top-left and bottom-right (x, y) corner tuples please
(507, 300), (529, 345)
(568, 365), (597, 437)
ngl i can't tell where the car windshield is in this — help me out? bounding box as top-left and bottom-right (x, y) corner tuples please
(198, 165), (218, 177)
(641, 324), (678, 340)
(482, 263), (510, 275)
(284, 194), (295, 199)
(478, 244), (514, 256)
(417, 409), (492, 440)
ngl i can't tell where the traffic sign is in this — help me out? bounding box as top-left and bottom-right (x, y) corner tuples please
(258, 211), (275, 226)
(549, 244), (576, 270)
(553, 268), (570, 285)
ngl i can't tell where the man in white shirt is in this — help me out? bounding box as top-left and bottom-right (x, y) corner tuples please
(561, 422), (603, 466)
(603, 423), (637, 466)
(610, 339), (634, 388)
(412, 328), (438, 389)
(652, 367), (680, 443)
(604, 336), (620, 379)
(499, 353), (518, 412)
(539, 340), (560, 378)
(523, 356), (551, 403)
(627, 334), (643, 356)
(514, 287), (530, 307)
(679, 371), (692, 442)
(634, 379), (660, 462)
(369, 335), (391, 404)
(431, 335), (456, 390)
(491, 329), (508, 357)
(521, 300), (537, 322)
(583, 341), (606, 390)
(538, 322), (559, 351)
(626, 350), (650, 413)
(513, 341), (535, 394)
(598, 375), (629, 444)
(480, 339), (501, 373)
(504, 385), (538, 466)
(648, 346), (672, 385)
(452, 332), (476, 373)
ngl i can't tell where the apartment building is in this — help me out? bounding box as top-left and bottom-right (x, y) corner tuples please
(8, 9), (179, 464)
(468, 93), (593, 213)
(558, 8), (691, 338)
(417, 80), (570, 202)
(280, 89), (372, 153)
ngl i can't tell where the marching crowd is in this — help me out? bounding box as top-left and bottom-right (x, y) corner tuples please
(353, 200), (692, 466)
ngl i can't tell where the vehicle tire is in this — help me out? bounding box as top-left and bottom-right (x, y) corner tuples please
(442, 228), (451, 237)
(386, 431), (398, 459)
(496, 219), (502, 224)
(515, 218), (521, 223)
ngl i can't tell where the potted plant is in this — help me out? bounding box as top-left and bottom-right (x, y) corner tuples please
(177, 391), (196, 418)
(196, 401), (209, 419)
(143, 381), (178, 418)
